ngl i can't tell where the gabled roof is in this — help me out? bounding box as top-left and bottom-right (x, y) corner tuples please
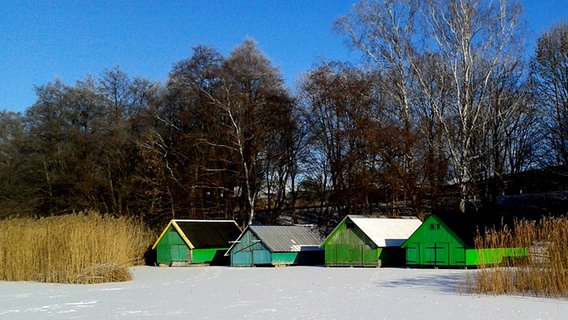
(430, 212), (517, 247)
(323, 215), (422, 247)
(228, 225), (324, 253)
(152, 219), (241, 250)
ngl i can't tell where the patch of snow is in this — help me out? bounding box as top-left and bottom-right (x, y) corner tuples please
(0, 266), (567, 319)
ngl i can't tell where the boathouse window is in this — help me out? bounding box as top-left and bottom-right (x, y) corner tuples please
(429, 223), (440, 230)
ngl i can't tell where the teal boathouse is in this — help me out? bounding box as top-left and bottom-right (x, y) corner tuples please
(226, 225), (324, 267)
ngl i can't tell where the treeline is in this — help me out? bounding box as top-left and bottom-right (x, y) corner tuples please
(1, 0), (567, 227)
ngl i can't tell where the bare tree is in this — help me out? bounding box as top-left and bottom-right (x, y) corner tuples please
(135, 128), (177, 219)
(420, 0), (522, 212)
(258, 102), (297, 223)
(198, 39), (292, 226)
(300, 62), (379, 221)
(0, 111), (33, 217)
(336, 0), (424, 215)
(24, 78), (108, 214)
(469, 63), (537, 209)
(164, 45), (229, 219)
(15, 70), (161, 219)
(532, 23), (568, 166)
(338, 0), (523, 213)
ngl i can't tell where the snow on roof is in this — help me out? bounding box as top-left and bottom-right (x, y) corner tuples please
(347, 216), (422, 247)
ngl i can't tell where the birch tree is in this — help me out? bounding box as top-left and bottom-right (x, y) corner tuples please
(420, 0), (522, 212)
(200, 39), (292, 226)
(336, 0), (424, 214)
(338, 0), (523, 213)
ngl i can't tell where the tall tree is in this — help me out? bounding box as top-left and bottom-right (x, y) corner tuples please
(335, 0), (423, 215)
(0, 111), (31, 217)
(199, 39), (293, 226)
(532, 23), (568, 166)
(258, 100), (298, 223)
(98, 67), (148, 216)
(160, 45), (228, 219)
(338, 0), (523, 213)
(300, 62), (379, 221)
(19, 70), (160, 218)
(24, 78), (102, 213)
(421, 0), (522, 212)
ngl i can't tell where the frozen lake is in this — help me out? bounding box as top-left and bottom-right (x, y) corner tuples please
(1, 266), (567, 319)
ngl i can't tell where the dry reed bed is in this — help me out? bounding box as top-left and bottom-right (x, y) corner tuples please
(471, 216), (568, 298)
(0, 211), (152, 284)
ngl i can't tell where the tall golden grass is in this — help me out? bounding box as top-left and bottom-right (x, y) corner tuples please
(470, 216), (568, 297)
(0, 211), (152, 284)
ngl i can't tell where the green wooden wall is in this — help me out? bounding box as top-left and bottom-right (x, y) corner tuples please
(403, 215), (527, 267)
(323, 218), (405, 267)
(272, 252), (300, 265)
(403, 215), (467, 267)
(155, 226), (229, 266)
(192, 248), (228, 264)
(156, 226), (188, 265)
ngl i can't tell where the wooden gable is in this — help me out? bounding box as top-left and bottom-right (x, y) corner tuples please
(152, 219), (241, 266)
(226, 225), (324, 267)
(323, 215), (421, 267)
(402, 213), (527, 267)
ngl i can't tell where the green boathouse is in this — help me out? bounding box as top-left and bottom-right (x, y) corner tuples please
(322, 215), (422, 267)
(152, 219), (241, 266)
(402, 213), (528, 267)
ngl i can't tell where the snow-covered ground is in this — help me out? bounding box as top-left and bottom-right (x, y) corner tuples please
(1, 266), (567, 319)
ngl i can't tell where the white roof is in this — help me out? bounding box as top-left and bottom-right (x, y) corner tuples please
(347, 216), (422, 247)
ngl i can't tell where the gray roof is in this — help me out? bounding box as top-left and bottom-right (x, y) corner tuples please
(249, 225), (324, 252)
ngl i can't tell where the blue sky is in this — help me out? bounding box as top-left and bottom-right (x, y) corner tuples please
(1, 0), (566, 113)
